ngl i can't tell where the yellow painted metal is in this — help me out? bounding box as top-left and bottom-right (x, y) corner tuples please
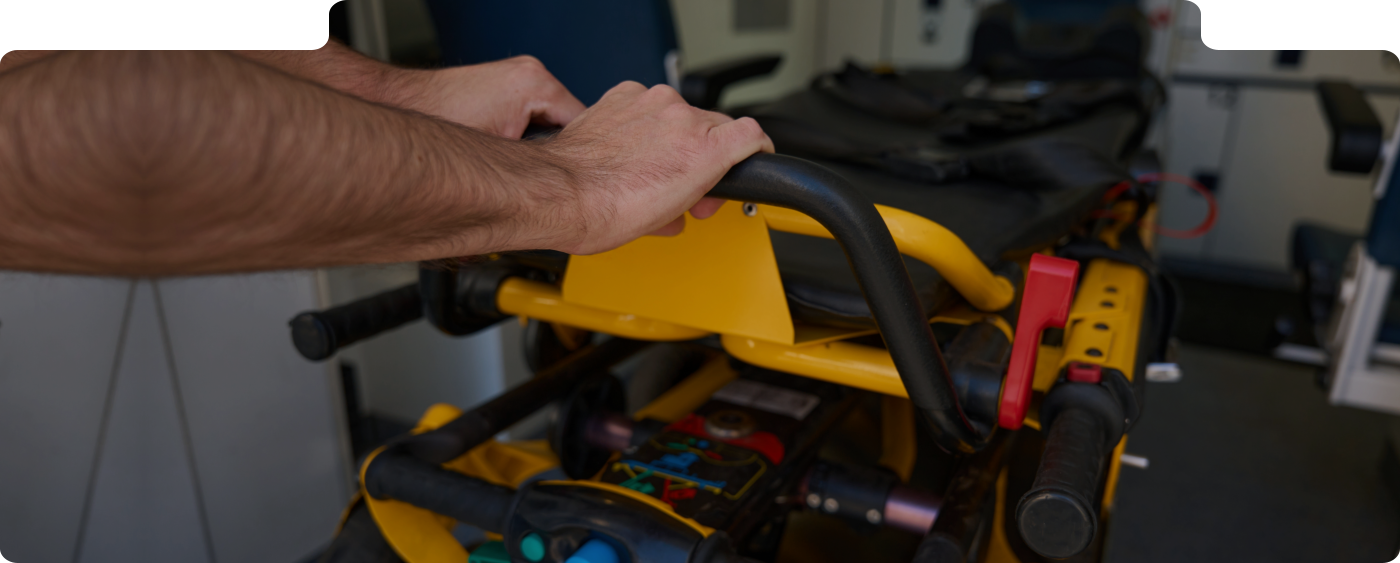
(363, 404), (563, 563)
(879, 396), (917, 483)
(1098, 201), (1138, 250)
(538, 480), (714, 537)
(759, 204), (1016, 312)
(561, 201), (794, 343)
(720, 311), (1010, 398)
(982, 468), (1019, 563)
(1140, 204), (1159, 254)
(548, 322), (591, 351)
(498, 278), (709, 342)
(331, 493), (361, 535)
(1057, 259), (1147, 376)
(1102, 436), (1128, 517)
(723, 334), (907, 397)
(633, 354), (738, 423)
(792, 306), (1012, 348)
(932, 307), (1016, 342)
(1032, 343), (1065, 393)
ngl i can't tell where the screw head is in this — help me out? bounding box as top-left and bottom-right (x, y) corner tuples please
(806, 493), (821, 508)
(823, 498), (839, 513)
(866, 509), (883, 524)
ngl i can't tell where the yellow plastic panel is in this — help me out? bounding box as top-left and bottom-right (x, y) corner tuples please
(443, 439), (558, 489)
(563, 201), (794, 344)
(499, 278), (709, 341)
(759, 204), (1016, 312)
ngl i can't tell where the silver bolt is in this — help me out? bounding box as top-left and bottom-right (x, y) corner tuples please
(1146, 362), (1182, 383)
(806, 493), (821, 508)
(866, 509), (882, 524)
(742, 202), (758, 216)
(823, 498), (839, 513)
(1120, 453), (1150, 469)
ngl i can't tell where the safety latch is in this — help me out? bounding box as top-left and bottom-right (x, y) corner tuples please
(998, 254), (1080, 429)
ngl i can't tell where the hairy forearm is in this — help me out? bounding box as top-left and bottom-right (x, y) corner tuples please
(233, 41), (431, 109)
(0, 50), (576, 275)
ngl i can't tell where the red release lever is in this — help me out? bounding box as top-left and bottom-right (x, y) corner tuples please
(998, 254), (1080, 430)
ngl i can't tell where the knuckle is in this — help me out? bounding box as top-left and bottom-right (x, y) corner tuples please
(510, 54), (543, 68)
(611, 80), (646, 94)
(736, 116), (765, 135)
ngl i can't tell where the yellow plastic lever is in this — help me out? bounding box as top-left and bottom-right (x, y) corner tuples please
(759, 204), (1016, 312)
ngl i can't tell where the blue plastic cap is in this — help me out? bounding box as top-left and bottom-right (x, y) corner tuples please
(564, 539), (621, 563)
(519, 533), (546, 562)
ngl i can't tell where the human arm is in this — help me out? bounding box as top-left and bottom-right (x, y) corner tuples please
(235, 41), (586, 138)
(0, 50), (770, 275)
(5, 42), (589, 138)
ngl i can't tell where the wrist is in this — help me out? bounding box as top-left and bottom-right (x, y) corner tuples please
(499, 137), (593, 253)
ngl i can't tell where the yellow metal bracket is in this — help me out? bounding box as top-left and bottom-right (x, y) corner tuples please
(563, 201), (795, 343)
(562, 200), (1016, 346)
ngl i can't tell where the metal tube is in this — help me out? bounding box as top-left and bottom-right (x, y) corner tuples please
(584, 411), (635, 452)
(884, 485), (942, 534)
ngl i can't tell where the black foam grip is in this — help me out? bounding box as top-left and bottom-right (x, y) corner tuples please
(1317, 81), (1383, 174)
(289, 283), (422, 361)
(710, 153), (988, 452)
(363, 451), (517, 533)
(1016, 408), (1108, 559)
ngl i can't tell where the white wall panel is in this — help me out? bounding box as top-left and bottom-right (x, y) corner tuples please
(157, 272), (350, 563)
(76, 281), (211, 563)
(0, 275), (133, 563)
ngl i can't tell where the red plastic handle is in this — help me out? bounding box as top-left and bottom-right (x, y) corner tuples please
(998, 254), (1080, 430)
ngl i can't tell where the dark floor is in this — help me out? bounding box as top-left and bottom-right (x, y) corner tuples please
(1105, 274), (1400, 562)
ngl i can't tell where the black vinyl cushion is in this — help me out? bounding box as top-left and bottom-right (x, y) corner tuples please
(740, 70), (1146, 328)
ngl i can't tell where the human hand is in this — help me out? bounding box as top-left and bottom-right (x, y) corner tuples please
(523, 81), (774, 255)
(409, 56), (585, 138)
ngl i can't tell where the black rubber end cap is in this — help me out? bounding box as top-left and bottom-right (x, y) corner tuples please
(289, 313), (334, 361)
(913, 532), (965, 563)
(1016, 490), (1096, 559)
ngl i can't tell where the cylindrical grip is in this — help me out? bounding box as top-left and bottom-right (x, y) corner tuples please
(289, 283), (422, 361)
(363, 451), (517, 533)
(1016, 408), (1108, 559)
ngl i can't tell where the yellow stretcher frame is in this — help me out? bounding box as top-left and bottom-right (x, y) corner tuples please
(366, 196), (1157, 563)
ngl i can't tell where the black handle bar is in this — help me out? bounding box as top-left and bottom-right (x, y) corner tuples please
(710, 153), (991, 453)
(288, 283), (422, 361)
(1015, 382), (1125, 559)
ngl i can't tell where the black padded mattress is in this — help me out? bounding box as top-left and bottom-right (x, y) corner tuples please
(740, 70), (1149, 328)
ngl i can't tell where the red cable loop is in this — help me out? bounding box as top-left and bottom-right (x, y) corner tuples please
(1099, 172), (1218, 239)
